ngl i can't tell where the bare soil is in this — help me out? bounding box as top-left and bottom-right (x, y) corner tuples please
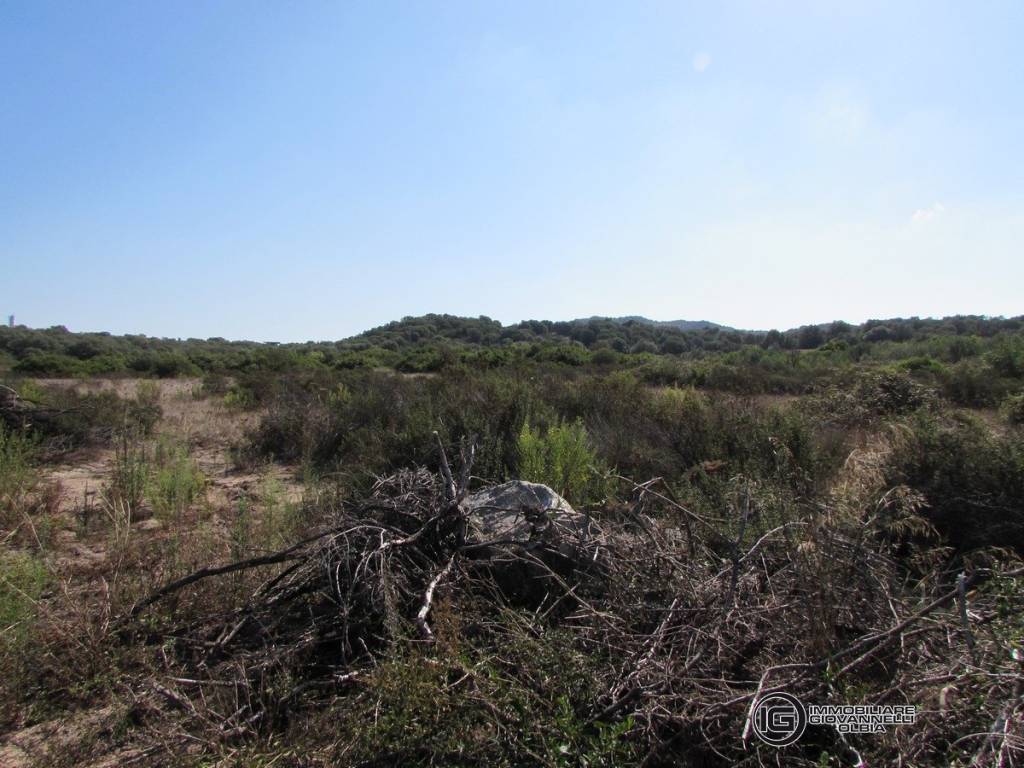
(1, 379), (302, 766)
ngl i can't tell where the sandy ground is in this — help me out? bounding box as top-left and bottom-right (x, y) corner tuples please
(1, 378), (303, 767)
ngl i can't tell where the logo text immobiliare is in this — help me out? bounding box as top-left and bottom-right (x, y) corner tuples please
(751, 694), (917, 746)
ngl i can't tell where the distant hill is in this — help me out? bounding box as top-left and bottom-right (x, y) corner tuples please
(347, 313), (753, 354)
(573, 316), (737, 333)
(2, 312), (1021, 378)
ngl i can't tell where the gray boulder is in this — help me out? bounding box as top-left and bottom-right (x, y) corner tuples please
(465, 481), (598, 559)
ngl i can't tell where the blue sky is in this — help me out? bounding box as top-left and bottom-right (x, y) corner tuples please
(2, 1), (1022, 341)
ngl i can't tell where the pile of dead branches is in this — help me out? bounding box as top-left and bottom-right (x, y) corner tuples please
(127, 435), (604, 739)
(0, 384), (35, 432)
(126, 437), (1023, 766)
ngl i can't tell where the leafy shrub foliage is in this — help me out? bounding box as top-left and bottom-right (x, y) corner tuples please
(1002, 391), (1024, 425)
(0, 423), (39, 529)
(3, 314), (1023, 396)
(888, 410), (1024, 552)
(517, 419), (606, 504)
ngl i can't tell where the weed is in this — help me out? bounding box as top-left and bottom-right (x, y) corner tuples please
(0, 550), (50, 723)
(257, 475), (303, 550)
(130, 380), (163, 435)
(104, 431), (149, 512)
(147, 437), (206, 524)
(0, 550), (49, 651)
(0, 422), (39, 530)
(1002, 391), (1024, 426)
(224, 385), (257, 410)
(518, 418), (606, 504)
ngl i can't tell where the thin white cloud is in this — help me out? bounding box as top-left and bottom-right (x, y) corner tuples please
(693, 52), (711, 73)
(912, 202), (946, 223)
(816, 91), (869, 141)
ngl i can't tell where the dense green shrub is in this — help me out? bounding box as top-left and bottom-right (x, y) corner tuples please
(311, 608), (639, 768)
(888, 411), (1024, 553)
(811, 369), (935, 426)
(939, 360), (1016, 406)
(245, 366), (848, 508)
(0, 551), (50, 688)
(147, 438), (206, 523)
(246, 369), (540, 484)
(197, 372), (231, 397)
(13, 352), (84, 376)
(0, 423), (40, 529)
(899, 355), (946, 376)
(1002, 392), (1024, 425)
(517, 419), (606, 504)
(988, 335), (1024, 378)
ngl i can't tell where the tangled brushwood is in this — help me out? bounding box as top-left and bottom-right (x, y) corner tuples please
(125, 434), (1023, 767)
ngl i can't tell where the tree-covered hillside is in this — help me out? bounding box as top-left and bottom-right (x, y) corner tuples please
(1, 313), (1023, 406)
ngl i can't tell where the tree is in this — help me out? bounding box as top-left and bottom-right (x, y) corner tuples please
(797, 325), (824, 349)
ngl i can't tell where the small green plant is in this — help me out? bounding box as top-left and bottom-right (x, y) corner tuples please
(147, 438), (206, 523)
(231, 495), (253, 560)
(0, 550), (49, 648)
(104, 431), (149, 512)
(129, 380), (163, 435)
(0, 551), (50, 704)
(14, 379), (48, 403)
(224, 384), (257, 410)
(551, 695), (636, 768)
(258, 476), (303, 549)
(517, 418), (605, 504)
(0, 423), (39, 529)
(1002, 392), (1024, 425)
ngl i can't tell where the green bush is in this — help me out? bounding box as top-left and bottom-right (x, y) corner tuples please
(0, 423), (40, 529)
(988, 335), (1024, 378)
(0, 551), (49, 651)
(196, 372), (231, 398)
(517, 419), (605, 504)
(104, 433), (149, 512)
(223, 384), (257, 410)
(247, 369), (541, 484)
(1003, 392), (1024, 425)
(4, 382), (155, 452)
(13, 352), (85, 376)
(887, 410), (1024, 553)
(0, 551), (51, 722)
(812, 369), (934, 425)
(147, 438), (206, 523)
(129, 380), (163, 435)
(899, 356), (946, 376)
(939, 360), (1015, 406)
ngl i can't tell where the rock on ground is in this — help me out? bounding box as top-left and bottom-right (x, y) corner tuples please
(465, 481), (597, 555)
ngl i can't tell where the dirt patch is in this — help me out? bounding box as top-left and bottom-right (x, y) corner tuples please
(0, 706), (134, 768)
(46, 381), (297, 531)
(3, 378), (313, 763)
(48, 451), (112, 517)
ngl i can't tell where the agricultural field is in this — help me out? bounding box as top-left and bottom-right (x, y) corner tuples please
(0, 316), (1022, 766)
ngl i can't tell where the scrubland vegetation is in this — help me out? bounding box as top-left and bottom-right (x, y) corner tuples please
(0, 314), (1022, 766)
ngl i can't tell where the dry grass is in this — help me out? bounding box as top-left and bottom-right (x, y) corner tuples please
(2, 377), (1022, 766)
(0, 379), (307, 767)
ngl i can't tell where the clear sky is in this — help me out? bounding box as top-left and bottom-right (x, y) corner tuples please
(2, 1), (1022, 341)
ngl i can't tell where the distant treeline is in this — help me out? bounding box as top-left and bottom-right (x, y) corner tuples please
(1, 314), (1023, 405)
